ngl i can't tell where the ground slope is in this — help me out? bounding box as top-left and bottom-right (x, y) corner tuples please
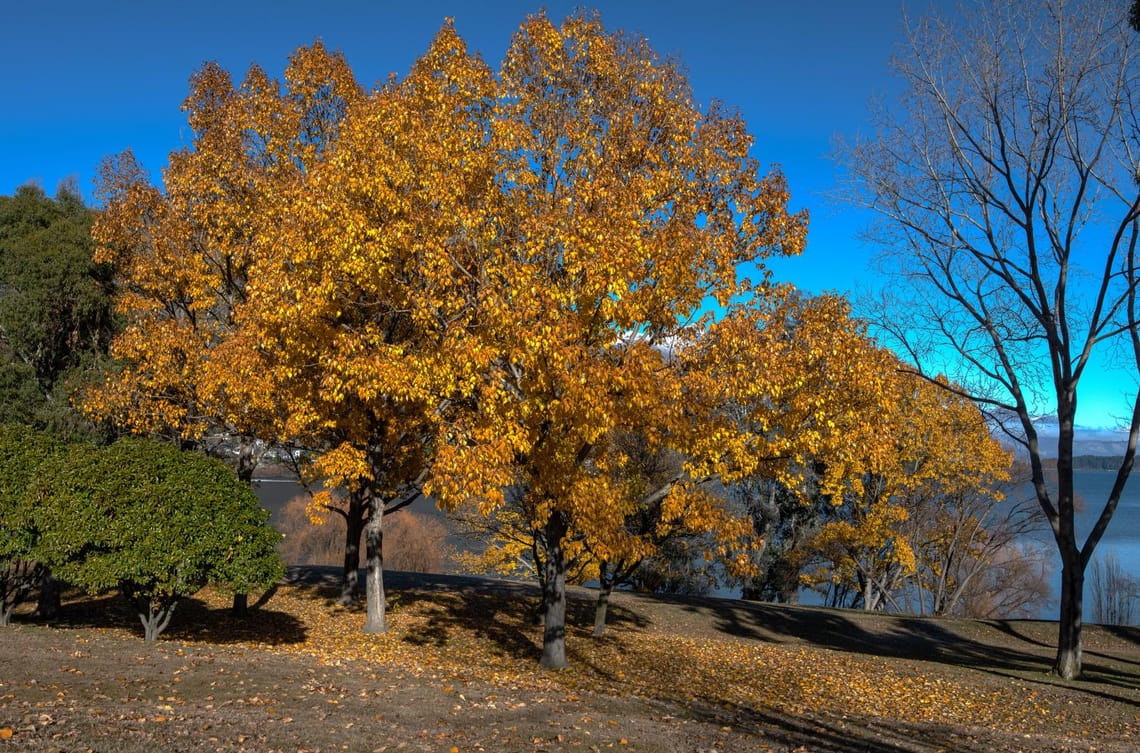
(1, 570), (1136, 753)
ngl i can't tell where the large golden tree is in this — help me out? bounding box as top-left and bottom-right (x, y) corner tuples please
(415, 13), (808, 667)
(92, 14), (858, 666)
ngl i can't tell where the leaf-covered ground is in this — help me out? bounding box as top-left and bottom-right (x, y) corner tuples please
(1, 569), (1137, 752)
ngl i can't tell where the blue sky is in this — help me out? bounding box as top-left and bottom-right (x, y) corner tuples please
(2, 0), (912, 294)
(2, 0), (1131, 429)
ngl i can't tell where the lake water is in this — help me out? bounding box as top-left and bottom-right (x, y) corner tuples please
(251, 478), (304, 527)
(251, 470), (1140, 622)
(1032, 469), (1140, 618)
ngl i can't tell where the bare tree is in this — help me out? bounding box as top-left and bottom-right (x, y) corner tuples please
(841, 0), (1140, 678)
(383, 512), (454, 574)
(957, 542), (1053, 619)
(907, 471), (1044, 617)
(277, 494), (346, 567)
(277, 494), (453, 574)
(1089, 549), (1139, 625)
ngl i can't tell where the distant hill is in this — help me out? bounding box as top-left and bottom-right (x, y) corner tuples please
(1041, 455), (1137, 471)
(1000, 418), (1133, 460)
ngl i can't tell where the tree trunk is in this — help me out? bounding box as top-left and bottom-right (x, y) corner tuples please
(232, 439), (259, 617)
(2, 560), (42, 624)
(861, 571), (875, 612)
(35, 569), (60, 619)
(1052, 395), (1085, 680)
(1054, 549), (1084, 679)
(129, 591), (176, 642)
(340, 491), (367, 606)
(363, 490), (386, 634)
(593, 582), (614, 637)
(140, 602), (175, 641)
(540, 511), (569, 668)
(235, 437), (258, 484)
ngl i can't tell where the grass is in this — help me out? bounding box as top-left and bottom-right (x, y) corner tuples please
(1, 568), (1137, 753)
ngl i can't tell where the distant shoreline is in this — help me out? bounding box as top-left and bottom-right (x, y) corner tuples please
(1039, 455), (1140, 471)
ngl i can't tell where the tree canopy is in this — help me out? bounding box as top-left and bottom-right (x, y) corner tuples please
(0, 423), (61, 625)
(0, 183), (114, 439)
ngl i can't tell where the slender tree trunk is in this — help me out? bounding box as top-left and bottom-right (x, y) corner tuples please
(592, 587), (611, 633)
(861, 571), (875, 612)
(530, 531), (547, 625)
(363, 490), (386, 634)
(1053, 396), (1085, 680)
(593, 562), (613, 637)
(540, 511), (569, 668)
(340, 491), (366, 606)
(126, 588), (176, 642)
(1054, 548), (1084, 680)
(2, 560), (42, 624)
(232, 438), (258, 616)
(235, 438), (257, 484)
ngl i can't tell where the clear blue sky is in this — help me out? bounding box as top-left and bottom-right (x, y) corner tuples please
(1, 0), (914, 294)
(4, 0), (1129, 429)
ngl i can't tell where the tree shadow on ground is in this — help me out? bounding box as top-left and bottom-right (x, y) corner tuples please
(396, 578), (648, 662)
(27, 588), (308, 646)
(682, 696), (1002, 753)
(1103, 622), (1140, 648)
(658, 595), (1139, 697)
(168, 597), (308, 646)
(282, 567), (649, 663)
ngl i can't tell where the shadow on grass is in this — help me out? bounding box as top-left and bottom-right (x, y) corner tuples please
(36, 589), (308, 646)
(282, 566), (649, 664)
(1103, 622), (1140, 648)
(682, 696), (997, 753)
(394, 578), (648, 663)
(279, 568), (1139, 698)
(661, 596), (1140, 697)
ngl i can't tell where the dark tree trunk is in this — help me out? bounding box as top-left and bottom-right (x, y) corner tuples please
(235, 437), (258, 484)
(363, 489), (387, 634)
(340, 491), (367, 606)
(540, 511), (569, 668)
(35, 569), (60, 620)
(232, 438), (259, 616)
(530, 534), (548, 625)
(592, 560), (634, 636)
(2, 560), (43, 625)
(1051, 394), (1085, 680)
(1054, 549), (1084, 679)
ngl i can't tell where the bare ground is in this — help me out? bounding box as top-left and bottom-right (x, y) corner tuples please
(1, 569), (1136, 753)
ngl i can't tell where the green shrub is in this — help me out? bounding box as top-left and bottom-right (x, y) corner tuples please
(32, 437), (283, 639)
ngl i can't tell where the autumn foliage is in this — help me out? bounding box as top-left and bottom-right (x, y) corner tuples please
(83, 12), (1013, 667)
(800, 370), (1013, 611)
